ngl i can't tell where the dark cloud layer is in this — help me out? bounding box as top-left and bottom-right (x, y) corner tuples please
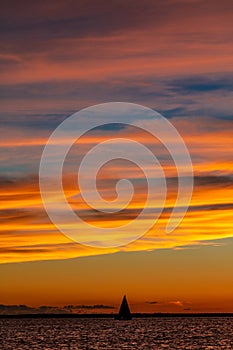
(0, 303), (115, 315)
(0, 0), (232, 58)
(169, 75), (233, 94)
(145, 301), (159, 305)
(1, 72), (232, 123)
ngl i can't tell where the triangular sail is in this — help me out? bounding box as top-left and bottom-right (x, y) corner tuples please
(116, 295), (132, 320)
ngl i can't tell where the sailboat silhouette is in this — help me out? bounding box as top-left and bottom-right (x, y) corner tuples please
(115, 295), (132, 320)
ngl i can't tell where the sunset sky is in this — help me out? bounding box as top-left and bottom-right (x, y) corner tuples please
(0, 0), (232, 313)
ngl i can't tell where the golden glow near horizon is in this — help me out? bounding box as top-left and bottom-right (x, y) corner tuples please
(1, 120), (233, 264)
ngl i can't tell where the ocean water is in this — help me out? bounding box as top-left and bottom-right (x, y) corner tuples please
(0, 317), (232, 350)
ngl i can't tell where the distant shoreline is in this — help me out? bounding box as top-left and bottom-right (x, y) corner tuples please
(1, 313), (233, 319)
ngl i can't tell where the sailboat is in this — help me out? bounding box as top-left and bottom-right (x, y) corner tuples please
(115, 295), (132, 320)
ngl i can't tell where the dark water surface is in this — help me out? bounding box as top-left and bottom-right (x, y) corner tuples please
(0, 317), (233, 349)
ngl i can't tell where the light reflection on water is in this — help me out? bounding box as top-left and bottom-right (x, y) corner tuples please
(0, 317), (233, 349)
